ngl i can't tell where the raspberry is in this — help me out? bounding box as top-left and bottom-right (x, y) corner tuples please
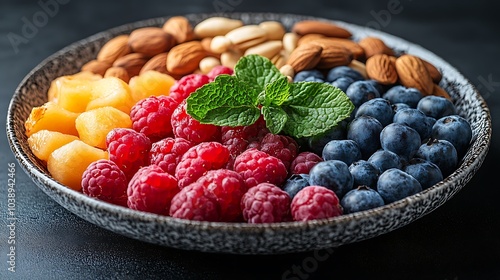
(149, 137), (193, 175)
(233, 148), (288, 189)
(127, 165), (179, 215)
(82, 159), (128, 207)
(175, 142), (230, 188)
(130, 95), (179, 142)
(241, 183), (291, 223)
(169, 183), (220, 221)
(169, 74), (210, 103)
(106, 128), (151, 179)
(291, 186), (343, 221)
(290, 152), (323, 174)
(247, 133), (299, 169)
(194, 169), (246, 222)
(171, 100), (221, 144)
(207, 65), (234, 80)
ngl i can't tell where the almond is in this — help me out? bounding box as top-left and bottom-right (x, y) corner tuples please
(422, 59), (442, 83)
(113, 53), (149, 77)
(81, 59), (111, 76)
(128, 27), (176, 57)
(244, 40), (283, 59)
(366, 54), (398, 85)
(162, 16), (195, 44)
(432, 84), (452, 100)
(140, 52), (168, 74)
(358, 36), (394, 58)
(166, 41), (207, 75)
(97, 35), (132, 64)
(314, 43), (353, 69)
(348, 60), (368, 79)
(104, 66), (130, 83)
(310, 38), (365, 60)
(297, 33), (325, 46)
(286, 43), (323, 73)
(292, 20), (352, 38)
(395, 54), (434, 95)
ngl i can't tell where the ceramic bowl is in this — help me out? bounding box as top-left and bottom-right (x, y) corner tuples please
(7, 12), (492, 254)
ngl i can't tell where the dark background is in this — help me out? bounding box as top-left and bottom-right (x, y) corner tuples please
(1, 0), (499, 279)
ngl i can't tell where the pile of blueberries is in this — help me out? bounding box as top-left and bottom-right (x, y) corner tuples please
(284, 66), (473, 214)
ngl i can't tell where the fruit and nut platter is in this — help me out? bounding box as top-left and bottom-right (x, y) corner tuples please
(12, 13), (490, 252)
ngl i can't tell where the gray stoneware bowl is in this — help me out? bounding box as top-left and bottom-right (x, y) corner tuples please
(7, 13), (492, 254)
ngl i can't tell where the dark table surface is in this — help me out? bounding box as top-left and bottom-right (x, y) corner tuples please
(1, 0), (499, 279)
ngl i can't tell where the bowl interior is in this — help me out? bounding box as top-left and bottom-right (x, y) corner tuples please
(6, 12), (492, 254)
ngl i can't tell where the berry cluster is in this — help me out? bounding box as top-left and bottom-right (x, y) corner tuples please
(82, 64), (472, 224)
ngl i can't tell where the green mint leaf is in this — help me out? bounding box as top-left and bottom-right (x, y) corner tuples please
(262, 106), (288, 134)
(234, 54), (285, 92)
(261, 76), (290, 106)
(281, 82), (354, 138)
(186, 74), (260, 126)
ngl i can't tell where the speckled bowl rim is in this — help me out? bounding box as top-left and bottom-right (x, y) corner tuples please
(7, 12), (492, 254)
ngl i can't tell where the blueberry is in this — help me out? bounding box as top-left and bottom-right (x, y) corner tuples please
(355, 97), (394, 127)
(322, 139), (362, 166)
(309, 160), (354, 199)
(380, 123), (421, 161)
(415, 139), (458, 177)
(349, 160), (380, 189)
(345, 80), (381, 108)
(306, 122), (347, 155)
(393, 108), (436, 141)
(340, 186), (385, 214)
(417, 95), (456, 119)
(431, 115), (472, 158)
(392, 103), (411, 113)
(326, 66), (364, 82)
(331, 77), (355, 92)
(377, 168), (422, 204)
(382, 85), (423, 108)
(367, 149), (403, 174)
(365, 79), (389, 95)
(283, 174), (310, 199)
(303, 76), (325, 82)
(404, 158), (443, 190)
(347, 116), (383, 159)
(294, 69), (325, 82)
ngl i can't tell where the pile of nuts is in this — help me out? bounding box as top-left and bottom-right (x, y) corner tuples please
(81, 15), (448, 99)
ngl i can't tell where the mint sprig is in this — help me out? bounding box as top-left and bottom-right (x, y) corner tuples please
(186, 54), (354, 138)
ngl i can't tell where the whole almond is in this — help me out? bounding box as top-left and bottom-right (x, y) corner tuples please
(194, 17), (244, 38)
(81, 59), (111, 76)
(104, 66), (130, 83)
(166, 41), (207, 75)
(395, 54), (434, 95)
(432, 84), (452, 100)
(140, 52), (168, 74)
(113, 53), (149, 77)
(297, 33), (325, 46)
(292, 20), (352, 38)
(286, 43), (323, 73)
(97, 35), (132, 64)
(128, 27), (176, 57)
(422, 59), (442, 83)
(358, 36), (394, 58)
(311, 38), (365, 60)
(315, 44), (353, 69)
(162, 16), (194, 44)
(366, 54), (398, 85)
